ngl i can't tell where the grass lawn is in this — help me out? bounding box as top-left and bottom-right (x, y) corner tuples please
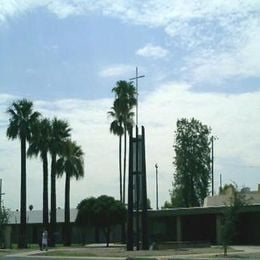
(0, 244), (58, 257)
(33, 246), (237, 258)
(3, 244), (254, 259)
(0, 243), (42, 256)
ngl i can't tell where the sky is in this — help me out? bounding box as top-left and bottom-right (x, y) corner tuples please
(0, 0), (260, 211)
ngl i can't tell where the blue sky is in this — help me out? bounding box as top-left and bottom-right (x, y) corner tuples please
(0, 6), (169, 99)
(0, 0), (260, 211)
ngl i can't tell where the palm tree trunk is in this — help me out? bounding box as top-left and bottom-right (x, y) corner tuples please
(43, 152), (48, 229)
(50, 153), (57, 247)
(19, 136), (27, 248)
(64, 172), (71, 246)
(123, 128), (127, 205)
(121, 128), (127, 243)
(119, 135), (122, 202)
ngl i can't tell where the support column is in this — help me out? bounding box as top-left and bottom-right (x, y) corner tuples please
(216, 214), (222, 245)
(141, 126), (148, 249)
(176, 216), (182, 242)
(127, 129), (133, 251)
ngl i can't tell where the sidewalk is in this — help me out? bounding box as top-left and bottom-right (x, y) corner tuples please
(3, 246), (260, 259)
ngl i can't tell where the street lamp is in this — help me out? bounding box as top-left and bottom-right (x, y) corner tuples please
(155, 164), (159, 210)
(0, 179), (5, 214)
(211, 136), (218, 196)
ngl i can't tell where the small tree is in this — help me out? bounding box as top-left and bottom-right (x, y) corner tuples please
(162, 201), (173, 209)
(221, 185), (248, 256)
(0, 204), (10, 247)
(76, 195), (126, 247)
(219, 183), (236, 195)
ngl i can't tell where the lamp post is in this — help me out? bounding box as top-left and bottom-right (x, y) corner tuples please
(211, 136), (218, 196)
(0, 179), (5, 214)
(155, 164), (159, 210)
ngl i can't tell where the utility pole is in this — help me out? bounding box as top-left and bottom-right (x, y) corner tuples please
(155, 164), (159, 210)
(0, 179), (5, 215)
(211, 136), (217, 196)
(220, 173), (222, 192)
(129, 67), (145, 126)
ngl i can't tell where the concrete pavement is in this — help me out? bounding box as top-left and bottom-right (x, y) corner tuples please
(3, 246), (260, 259)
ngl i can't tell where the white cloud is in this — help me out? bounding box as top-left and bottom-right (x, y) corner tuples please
(1, 1), (259, 84)
(47, 1), (82, 19)
(0, 0), (45, 22)
(136, 44), (169, 59)
(139, 82), (260, 204)
(99, 64), (133, 78)
(1, 1), (260, 209)
(1, 83), (260, 210)
(182, 16), (260, 84)
(140, 82), (260, 167)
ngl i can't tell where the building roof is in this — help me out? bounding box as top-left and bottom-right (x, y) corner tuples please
(8, 208), (78, 224)
(203, 188), (260, 207)
(9, 204), (260, 225)
(148, 204), (260, 217)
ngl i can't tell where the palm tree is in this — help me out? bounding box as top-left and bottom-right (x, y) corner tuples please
(6, 99), (40, 248)
(108, 104), (124, 202)
(27, 118), (51, 229)
(110, 81), (136, 204)
(49, 118), (71, 246)
(56, 140), (84, 246)
(122, 110), (135, 204)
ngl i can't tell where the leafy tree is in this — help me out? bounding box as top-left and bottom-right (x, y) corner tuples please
(28, 118), (51, 229)
(162, 200), (173, 209)
(6, 99), (40, 248)
(221, 185), (248, 256)
(0, 203), (10, 247)
(49, 118), (71, 246)
(171, 118), (211, 207)
(56, 140), (84, 246)
(76, 195), (126, 247)
(219, 183), (236, 195)
(147, 198), (152, 209)
(108, 80), (136, 204)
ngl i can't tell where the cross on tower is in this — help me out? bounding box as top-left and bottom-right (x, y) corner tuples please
(129, 67), (145, 126)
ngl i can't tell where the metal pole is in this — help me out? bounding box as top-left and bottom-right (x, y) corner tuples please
(220, 173), (222, 191)
(0, 179), (2, 214)
(211, 137), (214, 196)
(136, 67), (138, 127)
(0, 179), (5, 216)
(155, 164), (159, 210)
(211, 136), (218, 196)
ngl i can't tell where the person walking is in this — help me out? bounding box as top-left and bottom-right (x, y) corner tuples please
(42, 229), (48, 251)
